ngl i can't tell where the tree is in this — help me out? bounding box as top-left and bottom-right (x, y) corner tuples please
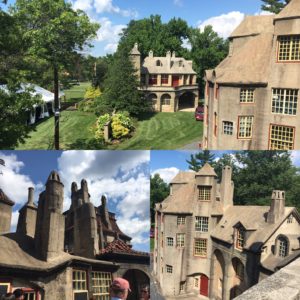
(98, 47), (146, 115)
(12, 0), (99, 149)
(233, 151), (299, 206)
(189, 26), (229, 96)
(150, 174), (170, 223)
(261, 0), (290, 13)
(186, 150), (216, 172)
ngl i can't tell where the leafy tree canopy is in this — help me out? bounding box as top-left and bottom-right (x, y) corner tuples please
(150, 174), (170, 223)
(261, 0), (290, 14)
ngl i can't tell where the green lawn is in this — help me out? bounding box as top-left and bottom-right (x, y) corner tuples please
(109, 112), (203, 150)
(17, 111), (203, 150)
(17, 110), (98, 150)
(63, 82), (90, 102)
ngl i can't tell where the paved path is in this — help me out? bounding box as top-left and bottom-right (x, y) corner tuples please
(179, 140), (202, 150)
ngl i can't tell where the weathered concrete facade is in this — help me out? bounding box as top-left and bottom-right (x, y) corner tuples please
(0, 189), (14, 234)
(154, 164), (300, 300)
(0, 171), (149, 300)
(203, 0), (300, 150)
(130, 43), (199, 112)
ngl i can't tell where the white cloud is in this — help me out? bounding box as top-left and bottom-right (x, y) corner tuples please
(11, 211), (19, 232)
(0, 153), (43, 206)
(198, 11), (245, 39)
(104, 43), (118, 53)
(151, 167), (180, 184)
(174, 0), (183, 7)
(291, 151), (300, 167)
(93, 0), (138, 18)
(73, 0), (93, 11)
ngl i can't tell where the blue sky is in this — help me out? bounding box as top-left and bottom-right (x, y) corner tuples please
(2, 0), (267, 57)
(151, 150), (300, 183)
(0, 150), (150, 252)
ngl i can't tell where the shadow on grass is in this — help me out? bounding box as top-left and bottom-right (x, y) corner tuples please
(136, 112), (157, 122)
(67, 138), (106, 150)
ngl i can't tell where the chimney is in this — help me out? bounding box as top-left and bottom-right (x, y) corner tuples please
(100, 195), (112, 230)
(149, 50), (153, 58)
(34, 171), (65, 261)
(166, 51), (171, 68)
(0, 189), (15, 234)
(81, 179), (90, 203)
(16, 187), (37, 237)
(220, 166), (234, 209)
(267, 190), (285, 224)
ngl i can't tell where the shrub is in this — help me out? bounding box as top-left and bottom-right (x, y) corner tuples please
(94, 113), (110, 141)
(78, 99), (96, 112)
(84, 86), (101, 100)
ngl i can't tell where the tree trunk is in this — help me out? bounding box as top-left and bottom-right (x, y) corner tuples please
(54, 65), (60, 150)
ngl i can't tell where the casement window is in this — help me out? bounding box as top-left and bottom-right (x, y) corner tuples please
(161, 94), (171, 105)
(156, 60), (162, 66)
(223, 121), (233, 135)
(161, 74), (169, 84)
(238, 116), (253, 139)
(287, 215), (293, 224)
(272, 88), (298, 115)
(166, 237), (174, 246)
(180, 282), (185, 291)
(177, 216), (186, 225)
(194, 238), (207, 257)
(149, 74), (157, 85)
(91, 272), (112, 300)
(195, 216), (209, 232)
(194, 277), (199, 288)
(278, 35), (300, 61)
(235, 228), (245, 250)
(176, 233), (185, 247)
(269, 124), (295, 150)
(166, 265), (173, 273)
(24, 291), (36, 300)
(198, 186), (211, 201)
(240, 88), (254, 103)
(278, 237), (288, 257)
(73, 270), (88, 300)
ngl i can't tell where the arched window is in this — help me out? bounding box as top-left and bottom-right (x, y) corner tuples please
(278, 236), (288, 257)
(156, 60), (162, 66)
(232, 258), (244, 281)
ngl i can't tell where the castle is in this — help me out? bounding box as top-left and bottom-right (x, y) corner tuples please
(203, 0), (300, 150)
(0, 171), (149, 300)
(153, 164), (300, 299)
(130, 43), (199, 112)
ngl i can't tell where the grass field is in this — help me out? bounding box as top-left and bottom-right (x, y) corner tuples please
(18, 111), (202, 150)
(109, 112), (203, 150)
(17, 111), (98, 150)
(63, 82), (90, 102)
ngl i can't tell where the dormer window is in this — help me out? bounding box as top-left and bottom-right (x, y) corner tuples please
(287, 214), (293, 224)
(235, 227), (245, 250)
(277, 236), (288, 257)
(156, 60), (162, 66)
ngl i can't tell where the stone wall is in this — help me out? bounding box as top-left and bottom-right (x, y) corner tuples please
(234, 258), (300, 300)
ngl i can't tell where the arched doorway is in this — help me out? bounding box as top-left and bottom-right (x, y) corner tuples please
(161, 93), (171, 112)
(212, 250), (225, 300)
(123, 269), (149, 300)
(200, 274), (209, 297)
(230, 257), (245, 299)
(148, 93), (158, 111)
(178, 92), (195, 110)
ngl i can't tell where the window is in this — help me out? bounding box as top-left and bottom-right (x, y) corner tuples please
(167, 237), (174, 246)
(24, 292), (36, 300)
(156, 60), (162, 66)
(176, 233), (185, 247)
(149, 74), (157, 85)
(272, 88), (298, 115)
(195, 217), (209, 232)
(240, 88), (254, 103)
(214, 112), (217, 136)
(0, 283), (10, 295)
(278, 237), (288, 257)
(166, 265), (173, 273)
(233, 258), (244, 281)
(180, 282), (185, 292)
(194, 278), (199, 288)
(198, 186), (211, 201)
(287, 215), (293, 224)
(235, 228), (245, 250)
(194, 238), (207, 256)
(92, 272), (112, 300)
(269, 124), (295, 150)
(278, 35), (300, 61)
(238, 116), (253, 139)
(161, 74), (169, 84)
(223, 121), (233, 135)
(73, 270), (88, 299)
(177, 216), (186, 225)
(161, 94), (171, 105)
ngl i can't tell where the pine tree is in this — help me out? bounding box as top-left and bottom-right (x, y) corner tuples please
(186, 150), (216, 172)
(261, 0), (290, 14)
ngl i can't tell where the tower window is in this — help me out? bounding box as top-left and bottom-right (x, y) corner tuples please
(278, 35), (300, 61)
(198, 186), (211, 201)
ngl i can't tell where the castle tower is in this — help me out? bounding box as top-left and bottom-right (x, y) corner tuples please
(34, 171), (65, 261)
(130, 42), (141, 79)
(16, 187), (38, 237)
(0, 189), (14, 234)
(267, 190), (286, 224)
